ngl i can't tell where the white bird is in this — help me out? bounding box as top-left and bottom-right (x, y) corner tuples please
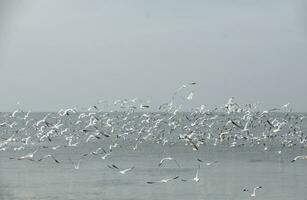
(206, 161), (218, 166)
(86, 134), (99, 143)
(35, 114), (50, 127)
(51, 145), (61, 150)
(9, 149), (38, 161)
(72, 159), (82, 169)
(147, 176), (179, 184)
(172, 82), (197, 101)
(243, 186), (262, 197)
(158, 157), (180, 168)
(59, 108), (76, 116)
(51, 122), (63, 129)
(66, 137), (79, 147)
(37, 155), (60, 163)
(14, 146), (25, 151)
(272, 122), (287, 133)
(186, 92), (194, 100)
(83, 147), (106, 157)
(11, 109), (19, 118)
(182, 165), (200, 182)
(8, 122), (17, 128)
(101, 152), (111, 160)
(291, 155), (307, 163)
(280, 103), (290, 110)
(106, 163), (134, 174)
(119, 166), (135, 174)
(109, 143), (119, 152)
(23, 111), (31, 120)
(60, 128), (68, 135)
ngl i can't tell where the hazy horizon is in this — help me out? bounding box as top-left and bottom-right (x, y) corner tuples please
(1, 0), (307, 112)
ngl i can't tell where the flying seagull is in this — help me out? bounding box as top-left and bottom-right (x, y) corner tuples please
(291, 155), (307, 163)
(147, 176), (179, 184)
(9, 149), (38, 161)
(107, 164), (135, 174)
(37, 155), (60, 163)
(158, 157), (181, 168)
(181, 165), (200, 182)
(243, 186), (262, 197)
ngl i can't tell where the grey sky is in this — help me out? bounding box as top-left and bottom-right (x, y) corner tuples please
(0, 0), (307, 112)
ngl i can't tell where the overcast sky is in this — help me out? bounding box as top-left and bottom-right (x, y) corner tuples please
(0, 0), (307, 112)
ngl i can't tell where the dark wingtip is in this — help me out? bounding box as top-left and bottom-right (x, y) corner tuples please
(112, 164), (119, 169)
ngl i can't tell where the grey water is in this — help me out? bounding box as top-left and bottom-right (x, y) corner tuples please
(0, 112), (306, 200)
(1, 145), (307, 199)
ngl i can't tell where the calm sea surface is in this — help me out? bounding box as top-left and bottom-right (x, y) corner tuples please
(1, 144), (307, 200)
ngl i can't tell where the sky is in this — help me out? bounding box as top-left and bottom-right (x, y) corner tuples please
(0, 0), (307, 112)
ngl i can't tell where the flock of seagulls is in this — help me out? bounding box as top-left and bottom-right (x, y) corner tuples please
(0, 82), (306, 198)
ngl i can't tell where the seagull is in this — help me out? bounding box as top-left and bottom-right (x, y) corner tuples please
(107, 164), (119, 169)
(172, 82), (197, 101)
(21, 136), (32, 145)
(23, 111), (31, 120)
(14, 146), (25, 151)
(107, 163), (135, 174)
(197, 158), (219, 166)
(35, 114), (50, 127)
(51, 145), (61, 150)
(11, 109), (19, 118)
(197, 158), (204, 163)
(109, 143), (120, 152)
(59, 108), (77, 116)
(147, 176), (179, 184)
(83, 147), (106, 157)
(72, 159), (82, 169)
(85, 134), (101, 143)
(206, 161), (218, 166)
(182, 165), (200, 182)
(37, 155), (60, 163)
(101, 152), (111, 160)
(186, 92), (194, 101)
(280, 103), (290, 110)
(9, 149), (38, 161)
(243, 186), (262, 197)
(158, 157), (180, 168)
(231, 120), (243, 129)
(119, 166), (135, 174)
(291, 155), (307, 163)
(272, 122), (287, 133)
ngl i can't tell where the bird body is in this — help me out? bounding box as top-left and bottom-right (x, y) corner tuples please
(147, 176), (179, 184)
(182, 165), (200, 182)
(243, 186), (262, 197)
(291, 155), (307, 163)
(38, 155), (60, 163)
(119, 166), (135, 174)
(158, 157), (180, 168)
